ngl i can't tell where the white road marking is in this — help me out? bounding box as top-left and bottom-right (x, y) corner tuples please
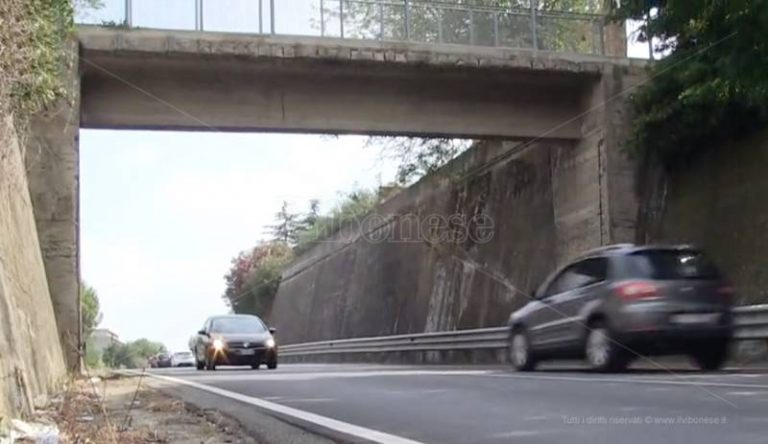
(142, 372), (426, 444)
(726, 391), (768, 397)
(179, 369), (493, 382)
(489, 373), (768, 390)
(523, 415), (550, 421)
(490, 430), (545, 438)
(283, 397), (337, 403)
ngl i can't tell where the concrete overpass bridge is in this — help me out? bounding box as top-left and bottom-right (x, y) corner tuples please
(24, 0), (644, 368)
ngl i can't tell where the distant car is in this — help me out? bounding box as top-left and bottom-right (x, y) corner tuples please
(508, 244), (734, 372)
(170, 351), (195, 367)
(155, 353), (172, 368)
(192, 314), (278, 371)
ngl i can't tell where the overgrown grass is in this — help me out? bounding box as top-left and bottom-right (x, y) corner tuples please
(0, 0), (78, 119)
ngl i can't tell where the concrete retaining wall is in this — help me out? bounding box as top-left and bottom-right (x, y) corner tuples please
(272, 139), (589, 345)
(24, 41), (82, 370)
(270, 64), (642, 346)
(654, 128), (768, 306)
(0, 116), (67, 417)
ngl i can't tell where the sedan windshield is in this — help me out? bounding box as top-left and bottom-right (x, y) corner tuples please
(210, 317), (266, 334)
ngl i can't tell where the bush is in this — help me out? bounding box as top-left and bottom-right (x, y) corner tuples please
(613, 0), (768, 169)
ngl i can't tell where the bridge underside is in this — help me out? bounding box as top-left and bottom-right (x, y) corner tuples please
(25, 27), (644, 370)
(76, 27), (620, 139)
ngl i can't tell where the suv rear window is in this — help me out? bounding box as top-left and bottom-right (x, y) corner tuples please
(626, 250), (721, 280)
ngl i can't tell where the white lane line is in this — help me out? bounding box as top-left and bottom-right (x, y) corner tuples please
(174, 369), (493, 382)
(143, 372), (426, 444)
(488, 373), (768, 390)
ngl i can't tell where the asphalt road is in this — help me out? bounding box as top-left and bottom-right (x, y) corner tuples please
(147, 363), (768, 444)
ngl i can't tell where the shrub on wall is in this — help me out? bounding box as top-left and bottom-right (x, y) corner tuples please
(0, 0), (98, 118)
(613, 0), (768, 169)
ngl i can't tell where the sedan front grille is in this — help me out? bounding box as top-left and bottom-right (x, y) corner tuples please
(226, 341), (263, 349)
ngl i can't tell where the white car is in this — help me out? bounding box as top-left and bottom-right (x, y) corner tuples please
(170, 351), (195, 367)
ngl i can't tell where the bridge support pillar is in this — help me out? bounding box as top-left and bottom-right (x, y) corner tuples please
(25, 41), (81, 371)
(552, 64), (644, 264)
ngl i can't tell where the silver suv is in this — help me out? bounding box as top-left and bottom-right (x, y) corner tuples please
(508, 244), (734, 372)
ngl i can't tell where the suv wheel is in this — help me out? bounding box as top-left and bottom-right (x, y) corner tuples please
(690, 340), (729, 371)
(585, 322), (628, 372)
(509, 329), (536, 371)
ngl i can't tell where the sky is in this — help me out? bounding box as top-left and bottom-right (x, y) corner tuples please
(81, 131), (398, 352)
(78, 2), (651, 352)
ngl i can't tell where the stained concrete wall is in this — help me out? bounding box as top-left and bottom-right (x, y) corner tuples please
(272, 138), (605, 345)
(0, 116), (67, 417)
(270, 64), (642, 344)
(25, 42), (81, 370)
(653, 128), (768, 306)
(553, 64), (643, 262)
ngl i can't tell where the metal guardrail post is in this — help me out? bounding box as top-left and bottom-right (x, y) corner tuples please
(270, 0), (276, 34)
(404, 0), (411, 40)
(339, 0), (345, 38)
(468, 9), (475, 45)
(320, 0), (325, 37)
(493, 11), (499, 47)
(530, 0), (538, 51)
(379, 0), (385, 39)
(195, 0), (203, 31)
(437, 7), (444, 43)
(597, 18), (605, 55)
(259, 0), (263, 34)
(125, 0), (132, 27)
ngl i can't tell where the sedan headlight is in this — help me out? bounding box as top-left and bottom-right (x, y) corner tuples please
(212, 338), (224, 350)
(265, 338), (275, 348)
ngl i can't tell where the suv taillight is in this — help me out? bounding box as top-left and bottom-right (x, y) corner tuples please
(615, 280), (659, 301)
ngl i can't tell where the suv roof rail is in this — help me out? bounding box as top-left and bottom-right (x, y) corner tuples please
(580, 243), (636, 257)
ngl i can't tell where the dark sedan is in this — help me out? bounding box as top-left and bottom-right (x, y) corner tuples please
(155, 353), (172, 368)
(192, 314), (278, 371)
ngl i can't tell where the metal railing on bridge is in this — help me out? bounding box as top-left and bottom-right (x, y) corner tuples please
(280, 305), (768, 357)
(76, 0), (609, 55)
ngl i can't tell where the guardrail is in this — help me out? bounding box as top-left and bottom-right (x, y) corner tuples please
(75, 0), (608, 55)
(281, 305), (768, 357)
(733, 304), (768, 340)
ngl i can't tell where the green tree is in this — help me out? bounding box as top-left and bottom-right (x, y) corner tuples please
(101, 339), (167, 369)
(84, 337), (103, 369)
(268, 201), (300, 245)
(370, 137), (472, 184)
(612, 0), (768, 168)
(101, 342), (136, 368)
(298, 199), (321, 232)
(223, 242), (294, 318)
(129, 338), (167, 359)
(80, 282), (102, 336)
(293, 188), (382, 253)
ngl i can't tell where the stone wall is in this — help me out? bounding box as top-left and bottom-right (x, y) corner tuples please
(0, 116), (67, 417)
(654, 128), (768, 306)
(272, 139), (580, 345)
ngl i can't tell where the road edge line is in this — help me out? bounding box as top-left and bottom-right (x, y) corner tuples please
(133, 371), (426, 444)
